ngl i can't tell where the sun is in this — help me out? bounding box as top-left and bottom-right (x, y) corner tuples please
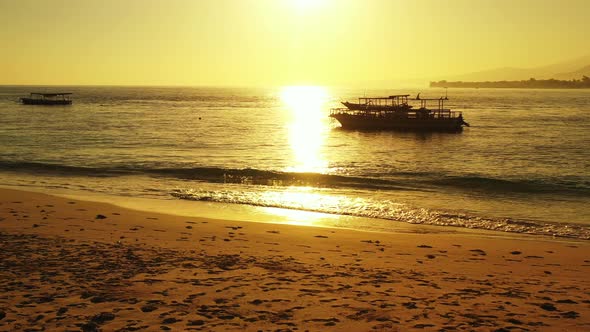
(287, 0), (327, 10)
(280, 86), (328, 116)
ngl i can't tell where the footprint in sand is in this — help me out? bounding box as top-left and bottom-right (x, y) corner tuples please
(470, 249), (487, 256)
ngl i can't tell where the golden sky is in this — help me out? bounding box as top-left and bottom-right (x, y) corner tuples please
(1, 0), (589, 86)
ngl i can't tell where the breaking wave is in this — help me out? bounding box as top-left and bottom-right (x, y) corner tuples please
(170, 188), (590, 240)
(1, 160), (588, 197)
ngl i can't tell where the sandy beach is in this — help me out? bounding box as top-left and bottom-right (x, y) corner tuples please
(4, 1), (590, 331)
(0, 187), (589, 331)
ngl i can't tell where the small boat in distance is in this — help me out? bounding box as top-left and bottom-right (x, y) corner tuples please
(330, 93), (469, 132)
(20, 92), (73, 105)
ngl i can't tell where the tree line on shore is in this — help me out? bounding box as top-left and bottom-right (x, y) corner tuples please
(430, 76), (590, 88)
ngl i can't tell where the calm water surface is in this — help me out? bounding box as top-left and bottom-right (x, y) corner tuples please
(0, 86), (588, 238)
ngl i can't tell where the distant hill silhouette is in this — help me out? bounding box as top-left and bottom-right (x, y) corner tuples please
(430, 54), (590, 88)
(430, 76), (590, 89)
(553, 64), (590, 80)
(441, 55), (590, 82)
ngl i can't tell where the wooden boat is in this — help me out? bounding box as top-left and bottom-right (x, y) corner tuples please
(330, 94), (469, 132)
(20, 93), (72, 105)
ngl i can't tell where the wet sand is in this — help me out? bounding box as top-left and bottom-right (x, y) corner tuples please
(1, 187), (589, 331)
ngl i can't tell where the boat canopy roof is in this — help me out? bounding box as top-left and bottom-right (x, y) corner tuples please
(30, 92), (73, 97)
(358, 94), (410, 100)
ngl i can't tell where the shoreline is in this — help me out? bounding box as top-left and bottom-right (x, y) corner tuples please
(1, 184), (583, 243)
(1, 187), (589, 331)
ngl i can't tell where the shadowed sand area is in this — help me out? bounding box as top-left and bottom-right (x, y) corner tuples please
(1, 188), (589, 331)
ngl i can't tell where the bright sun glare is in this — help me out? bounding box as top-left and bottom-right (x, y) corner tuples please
(281, 86), (328, 116)
(280, 86), (329, 173)
(289, 0), (321, 9)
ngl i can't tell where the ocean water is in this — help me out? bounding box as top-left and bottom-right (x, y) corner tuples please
(0, 86), (589, 239)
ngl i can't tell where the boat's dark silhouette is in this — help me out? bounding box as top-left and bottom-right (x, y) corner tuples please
(330, 94), (469, 132)
(20, 93), (73, 105)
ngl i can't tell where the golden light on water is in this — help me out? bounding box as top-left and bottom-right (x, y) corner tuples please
(262, 206), (338, 227)
(260, 188), (343, 226)
(280, 86), (329, 173)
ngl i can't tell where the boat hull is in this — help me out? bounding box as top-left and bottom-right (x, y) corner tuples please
(331, 113), (465, 132)
(20, 98), (72, 105)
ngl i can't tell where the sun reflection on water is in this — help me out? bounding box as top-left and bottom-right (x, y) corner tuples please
(280, 86), (330, 173)
(260, 187), (343, 226)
